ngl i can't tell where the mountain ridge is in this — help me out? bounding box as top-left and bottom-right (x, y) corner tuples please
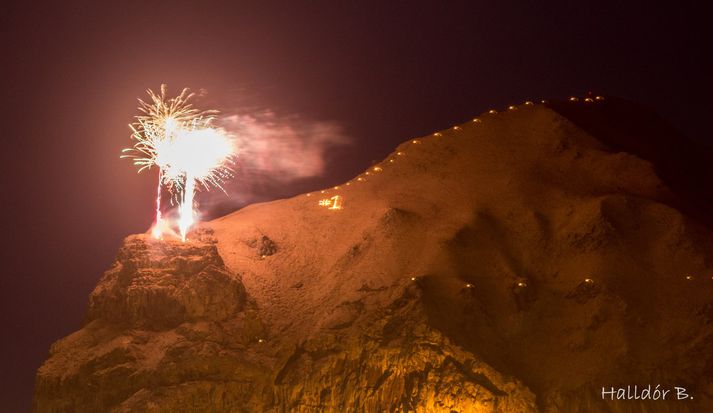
(34, 97), (713, 412)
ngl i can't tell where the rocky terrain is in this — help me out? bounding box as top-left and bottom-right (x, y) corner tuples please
(34, 96), (713, 412)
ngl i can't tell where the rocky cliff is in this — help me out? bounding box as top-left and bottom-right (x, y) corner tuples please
(34, 97), (713, 412)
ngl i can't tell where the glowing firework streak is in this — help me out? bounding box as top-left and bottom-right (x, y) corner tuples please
(178, 174), (195, 241)
(152, 170), (163, 239)
(171, 127), (234, 240)
(122, 85), (234, 241)
(122, 85), (211, 237)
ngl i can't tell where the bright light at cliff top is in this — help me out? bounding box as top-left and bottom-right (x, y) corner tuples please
(121, 85), (235, 241)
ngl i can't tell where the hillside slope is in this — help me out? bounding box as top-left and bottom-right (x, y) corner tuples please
(34, 97), (713, 412)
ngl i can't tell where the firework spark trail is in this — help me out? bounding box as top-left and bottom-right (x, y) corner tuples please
(152, 170), (163, 239)
(122, 85), (235, 241)
(178, 174), (196, 241)
(123, 85), (208, 236)
(166, 126), (235, 240)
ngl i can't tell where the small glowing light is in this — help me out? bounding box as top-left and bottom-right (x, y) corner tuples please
(412, 139), (421, 144)
(595, 96), (604, 100)
(411, 277), (417, 281)
(488, 109), (497, 114)
(465, 283), (473, 288)
(541, 100), (547, 103)
(685, 275), (694, 280)
(524, 101), (534, 105)
(346, 182), (351, 186)
(258, 338), (265, 343)
(569, 96), (579, 102)
(260, 255), (267, 259)
(373, 166), (382, 172)
(306, 193), (311, 197)
(584, 97), (593, 102)
(321, 190), (326, 194)
(584, 278), (594, 284)
(357, 177), (364, 181)
(508, 105), (517, 110)
(365, 172), (371, 176)
(517, 282), (527, 288)
(472, 118), (481, 123)
(397, 151), (404, 156)
(334, 186), (340, 190)
(389, 159), (395, 163)
(434, 132), (443, 137)
(453, 126), (461, 130)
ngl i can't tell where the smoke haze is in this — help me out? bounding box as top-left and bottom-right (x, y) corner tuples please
(196, 109), (352, 216)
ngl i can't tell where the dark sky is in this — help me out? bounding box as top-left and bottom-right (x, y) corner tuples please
(1, 1), (710, 411)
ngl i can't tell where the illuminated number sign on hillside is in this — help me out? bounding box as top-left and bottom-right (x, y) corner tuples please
(319, 195), (343, 210)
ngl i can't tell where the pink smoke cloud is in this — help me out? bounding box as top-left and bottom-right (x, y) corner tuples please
(222, 110), (351, 180)
(195, 109), (352, 216)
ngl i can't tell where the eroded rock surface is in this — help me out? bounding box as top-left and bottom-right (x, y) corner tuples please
(87, 230), (246, 329)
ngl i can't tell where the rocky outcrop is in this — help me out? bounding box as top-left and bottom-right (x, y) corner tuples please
(33, 229), (268, 412)
(34, 230), (535, 412)
(87, 230), (246, 329)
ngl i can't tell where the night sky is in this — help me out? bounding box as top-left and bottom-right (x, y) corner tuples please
(1, 1), (710, 411)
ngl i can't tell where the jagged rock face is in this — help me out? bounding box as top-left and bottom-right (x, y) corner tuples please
(34, 100), (713, 412)
(87, 231), (246, 329)
(33, 230), (268, 412)
(265, 285), (537, 413)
